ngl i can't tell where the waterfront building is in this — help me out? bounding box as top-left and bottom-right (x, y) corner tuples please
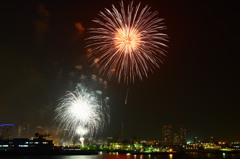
(17, 122), (31, 138)
(0, 138), (54, 150)
(162, 124), (172, 146)
(209, 136), (214, 143)
(0, 124), (14, 140)
(179, 125), (186, 145)
(194, 137), (198, 144)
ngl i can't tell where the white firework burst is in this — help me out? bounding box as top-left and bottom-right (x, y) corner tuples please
(55, 88), (109, 138)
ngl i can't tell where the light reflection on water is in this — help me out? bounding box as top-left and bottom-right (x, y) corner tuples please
(1, 153), (240, 159)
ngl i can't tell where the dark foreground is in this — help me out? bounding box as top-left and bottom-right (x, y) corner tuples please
(0, 149), (99, 155)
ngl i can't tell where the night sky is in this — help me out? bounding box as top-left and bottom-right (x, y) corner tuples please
(0, 0), (239, 141)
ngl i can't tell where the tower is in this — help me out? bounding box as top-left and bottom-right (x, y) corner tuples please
(179, 125), (186, 145)
(162, 124), (172, 146)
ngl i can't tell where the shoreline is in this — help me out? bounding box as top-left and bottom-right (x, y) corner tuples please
(1, 149), (240, 156)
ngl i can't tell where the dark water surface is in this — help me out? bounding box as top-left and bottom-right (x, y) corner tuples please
(1, 153), (240, 159)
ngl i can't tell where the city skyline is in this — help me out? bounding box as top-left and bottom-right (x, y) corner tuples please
(0, 122), (236, 143)
(0, 0), (239, 141)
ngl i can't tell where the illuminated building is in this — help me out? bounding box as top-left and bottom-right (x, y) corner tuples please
(194, 137), (198, 144)
(162, 124), (187, 146)
(35, 126), (45, 134)
(162, 124), (172, 146)
(0, 138), (54, 150)
(179, 125), (186, 145)
(209, 136), (214, 143)
(202, 143), (221, 150)
(17, 122), (31, 138)
(230, 141), (240, 149)
(0, 124), (14, 140)
(173, 133), (180, 145)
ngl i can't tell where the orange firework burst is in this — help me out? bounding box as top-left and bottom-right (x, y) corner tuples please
(114, 27), (141, 54)
(87, 1), (168, 83)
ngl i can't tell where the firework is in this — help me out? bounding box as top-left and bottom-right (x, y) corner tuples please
(87, 1), (168, 83)
(55, 88), (109, 143)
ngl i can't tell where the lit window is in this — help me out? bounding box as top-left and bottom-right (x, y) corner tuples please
(34, 142), (39, 144)
(43, 142), (48, 144)
(25, 142), (28, 144)
(3, 145), (9, 147)
(19, 145), (28, 147)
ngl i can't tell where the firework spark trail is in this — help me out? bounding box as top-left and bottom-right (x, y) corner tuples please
(124, 87), (129, 105)
(87, 1), (168, 83)
(55, 88), (109, 138)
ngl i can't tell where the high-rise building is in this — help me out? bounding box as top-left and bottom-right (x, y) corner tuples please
(162, 124), (172, 146)
(173, 133), (180, 145)
(17, 122), (31, 138)
(0, 124), (14, 139)
(179, 125), (186, 145)
(162, 124), (187, 146)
